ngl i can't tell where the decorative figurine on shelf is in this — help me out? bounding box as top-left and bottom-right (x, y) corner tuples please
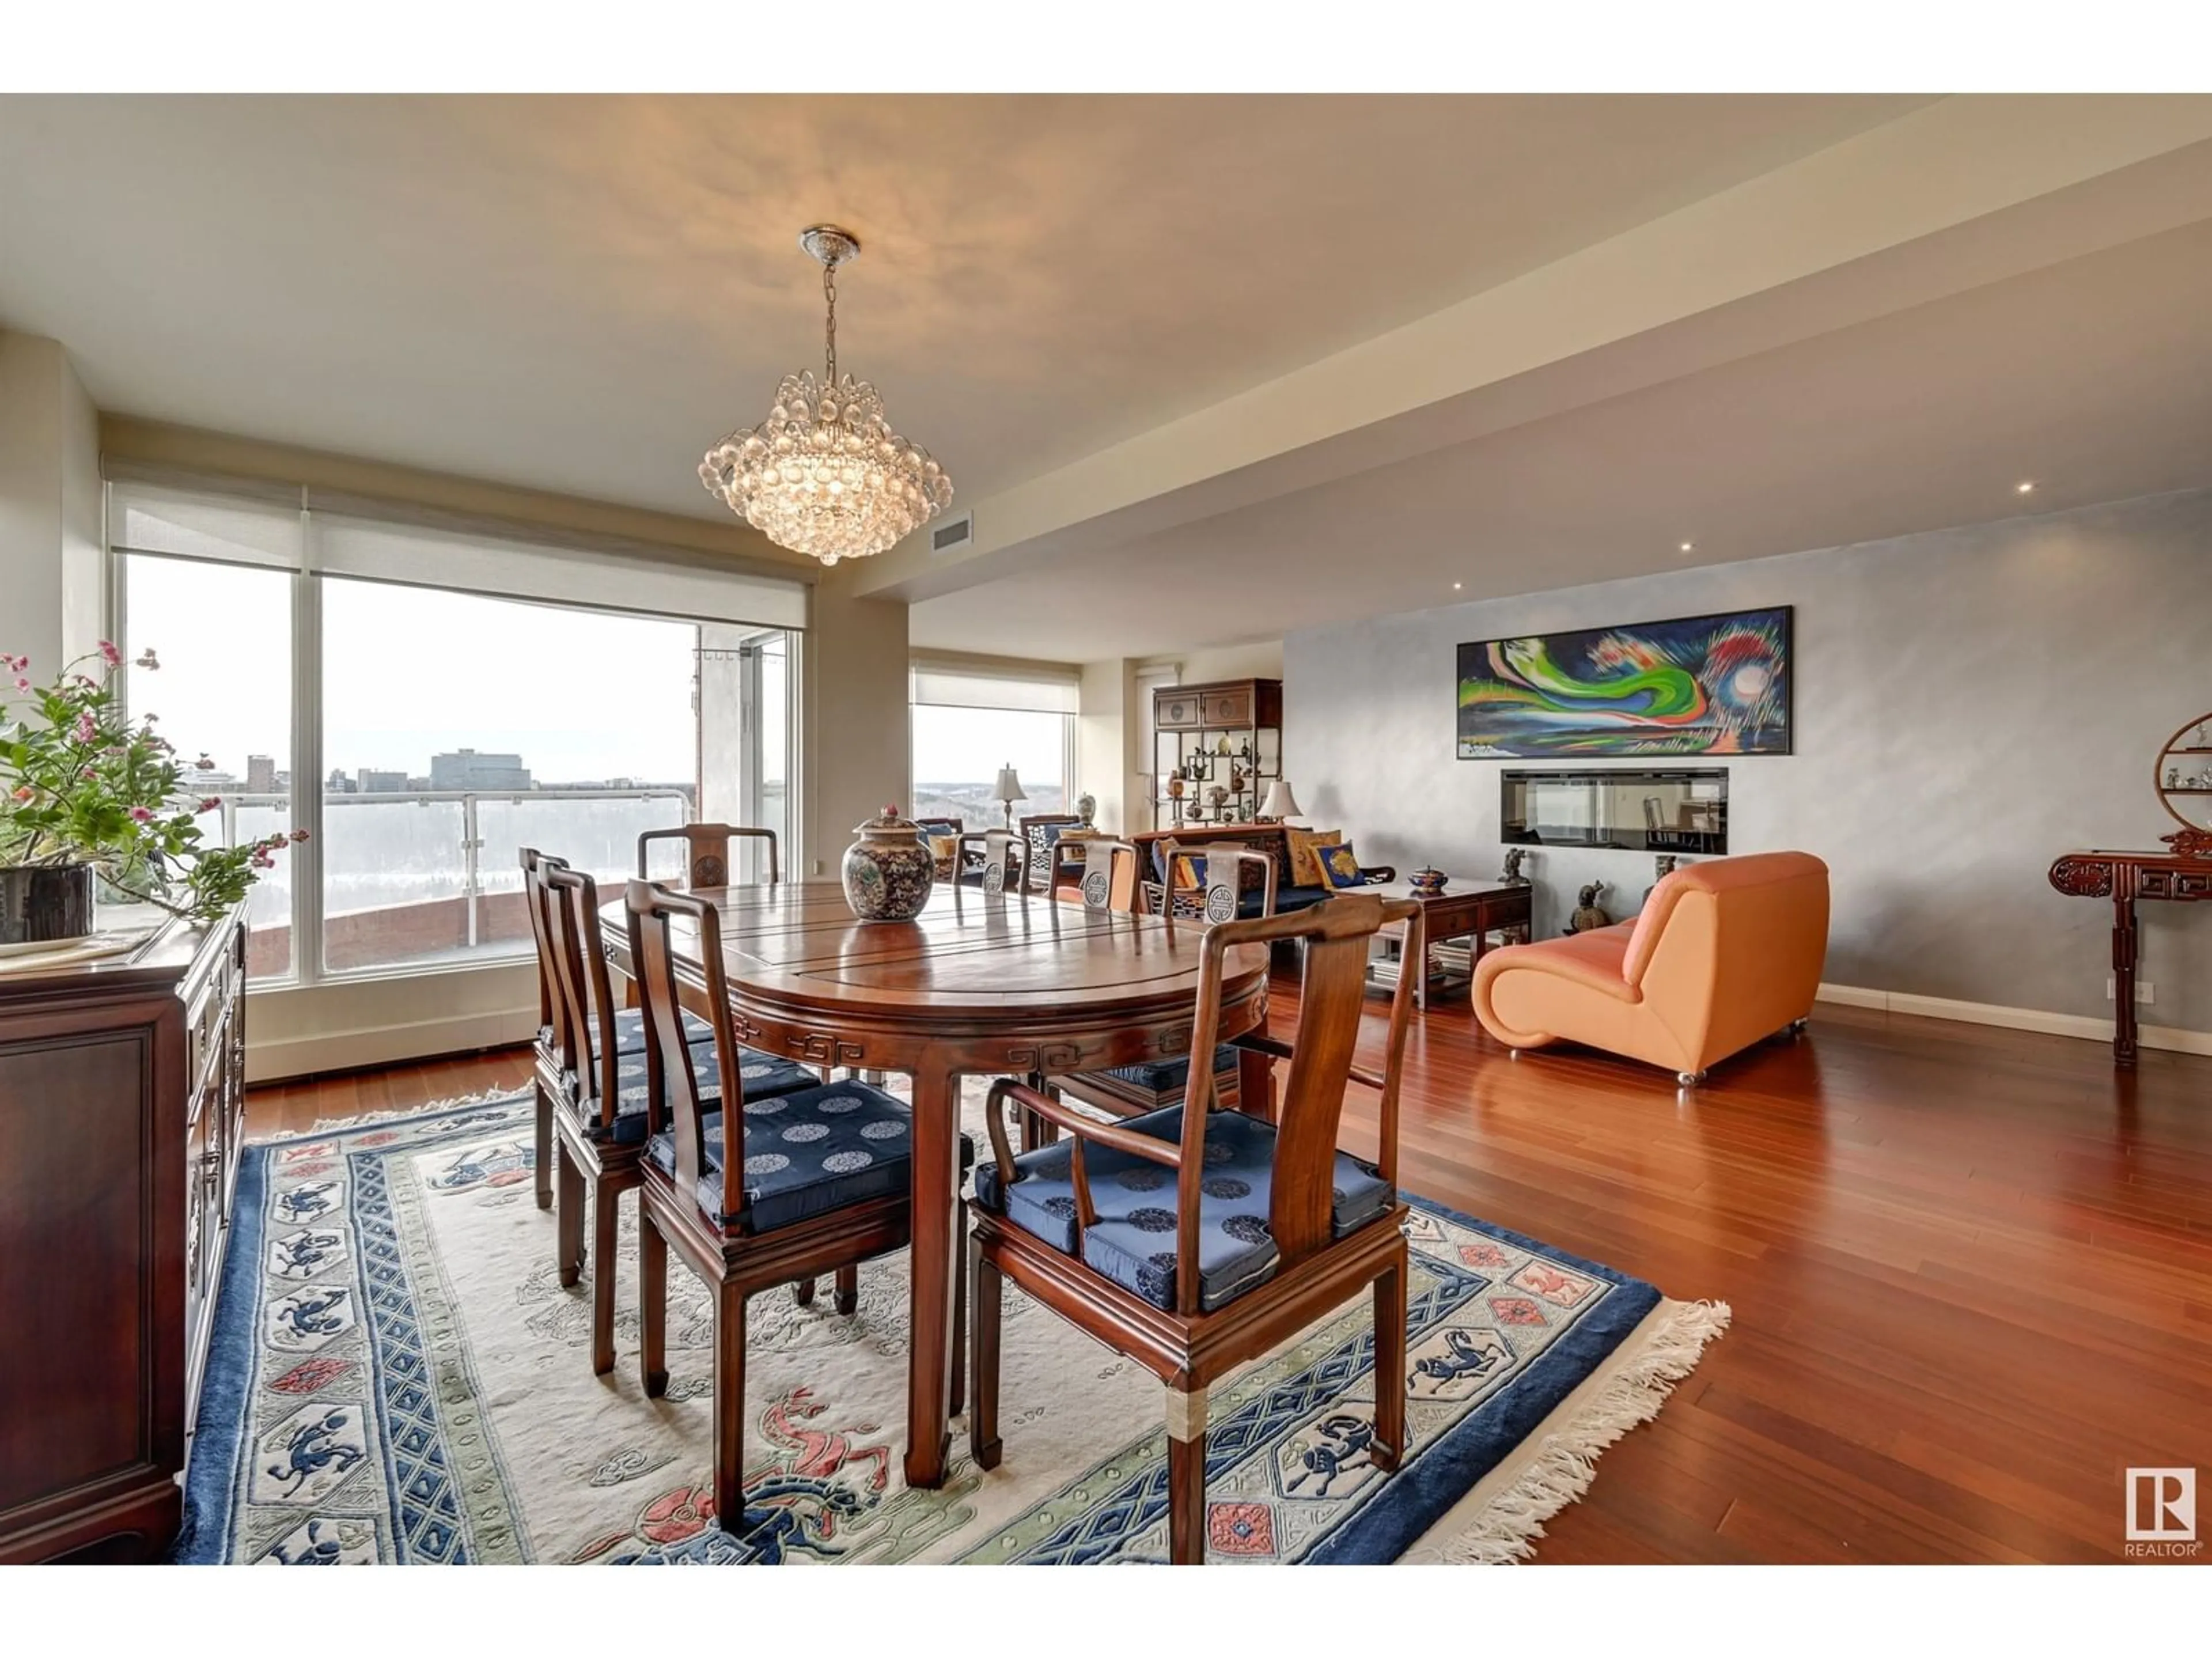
(1499, 847), (1530, 885)
(1205, 783), (1229, 814)
(1408, 865), (1448, 896)
(1565, 881), (1611, 935)
(2168, 766), (2183, 790)
(1076, 790), (1096, 828)
(1215, 734), (1233, 757)
(1167, 774), (1185, 800)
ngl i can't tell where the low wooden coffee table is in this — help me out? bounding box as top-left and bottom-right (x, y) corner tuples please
(1361, 878), (1533, 1011)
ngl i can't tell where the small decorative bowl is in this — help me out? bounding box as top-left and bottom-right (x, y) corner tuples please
(1408, 866), (1448, 895)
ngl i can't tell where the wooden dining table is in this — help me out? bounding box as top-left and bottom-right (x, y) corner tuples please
(600, 878), (1275, 1489)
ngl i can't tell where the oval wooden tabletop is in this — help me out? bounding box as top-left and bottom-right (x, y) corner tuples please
(601, 879), (1272, 1027)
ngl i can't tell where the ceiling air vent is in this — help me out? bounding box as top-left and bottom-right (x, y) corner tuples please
(930, 511), (975, 555)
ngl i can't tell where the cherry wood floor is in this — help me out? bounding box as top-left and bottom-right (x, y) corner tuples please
(245, 988), (2212, 1565)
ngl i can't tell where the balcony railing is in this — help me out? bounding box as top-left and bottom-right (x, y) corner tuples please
(215, 786), (701, 976)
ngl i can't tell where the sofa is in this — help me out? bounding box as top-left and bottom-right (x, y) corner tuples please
(1471, 851), (1829, 1085)
(1128, 823), (1396, 919)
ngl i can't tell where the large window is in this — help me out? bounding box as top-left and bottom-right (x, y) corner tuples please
(910, 664), (1079, 828)
(110, 479), (803, 987)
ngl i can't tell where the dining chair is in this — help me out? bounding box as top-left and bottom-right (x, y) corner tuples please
(542, 864), (820, 1376)
(637, 823), (781, 889)
(953, 828), (1018, 897)
(969, 891), (1422, 1563)
(624, 878), (971, 1535)
(521, 847), (571, 1213)
(1055, 841), (1272, 1122)
(1068, 835), (1142, 912)
(1016, 812), (1085, 896)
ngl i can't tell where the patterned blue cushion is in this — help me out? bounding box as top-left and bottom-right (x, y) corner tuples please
(973, 1104), (1395, 1312)
(592, 1005), (713, 1062)
(1263, 885), (1332, 915)
(1096, 1044), (1241, 1099)
(646, 1081), (975, 1232)
(598, 1043), (817, 1147)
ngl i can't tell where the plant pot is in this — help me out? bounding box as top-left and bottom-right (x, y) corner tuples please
(0, 862), (94, 946)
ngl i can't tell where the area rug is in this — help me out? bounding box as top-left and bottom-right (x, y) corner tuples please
(181, 1092), (1726, 1565)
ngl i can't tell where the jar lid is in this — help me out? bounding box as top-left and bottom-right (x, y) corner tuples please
(855, 805), (921, 836)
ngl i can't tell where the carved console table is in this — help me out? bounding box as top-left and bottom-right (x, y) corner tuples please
(2048, 838), (2211, 1067)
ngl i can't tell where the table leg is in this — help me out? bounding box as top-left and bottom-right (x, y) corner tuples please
(2111, 891), (2140, 1070)
(904, 1063), (961, 1488)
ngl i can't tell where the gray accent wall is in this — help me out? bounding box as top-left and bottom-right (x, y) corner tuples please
(1285, 488), (2212, 1036)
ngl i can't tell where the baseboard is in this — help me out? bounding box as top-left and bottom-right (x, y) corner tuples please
(1815, 982), (2212, 1058)
(246, 1006), (540, 1084)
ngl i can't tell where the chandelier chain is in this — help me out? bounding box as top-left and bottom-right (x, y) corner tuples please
(823, 259), (838, 386)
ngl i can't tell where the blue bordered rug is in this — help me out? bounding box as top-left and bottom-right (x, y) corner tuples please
(177, 1092), (1726, 1565)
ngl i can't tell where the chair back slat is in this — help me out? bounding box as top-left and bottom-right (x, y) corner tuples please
(546, 865), (624, 1130)
(638, 823), (780, 889)
(1073, 837), (1141, 912)
(624, 880), (738, 1221)
(955, 829), (1018, 897)
(1016, 813), (1084, 895)
(520, 847), (566, 1044)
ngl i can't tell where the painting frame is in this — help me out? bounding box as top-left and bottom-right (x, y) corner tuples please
(1456, 604), (1794, 760)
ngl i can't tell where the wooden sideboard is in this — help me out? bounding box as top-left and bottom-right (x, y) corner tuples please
(2047, 842), (2211, 1067)
(0, 907), (246, 1562)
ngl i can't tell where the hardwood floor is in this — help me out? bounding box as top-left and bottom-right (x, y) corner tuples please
(244, 986), (2212, 1564)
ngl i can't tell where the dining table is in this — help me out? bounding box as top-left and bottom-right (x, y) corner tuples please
(600, 877), (1276, 1489)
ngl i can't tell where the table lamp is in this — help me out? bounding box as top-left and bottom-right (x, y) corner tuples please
(994, 764), (1027, 828)
(1257, 779), (1302, 824)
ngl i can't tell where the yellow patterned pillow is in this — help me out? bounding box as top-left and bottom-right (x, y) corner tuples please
(1286, 827), (1342, 889)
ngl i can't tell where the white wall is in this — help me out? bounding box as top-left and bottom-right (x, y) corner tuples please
(0, 331), (103, 672)
(1170, 639), (1284, 683)
(1287, 489), (2212, 1037)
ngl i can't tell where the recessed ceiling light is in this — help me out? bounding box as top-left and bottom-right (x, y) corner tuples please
(1679, 541), (1695, 554)
(1452, 582), (1463, 590)
(2016, 481), (2035, 494)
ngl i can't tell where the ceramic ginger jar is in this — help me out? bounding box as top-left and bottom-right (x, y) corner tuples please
(842, 805), (934, 922)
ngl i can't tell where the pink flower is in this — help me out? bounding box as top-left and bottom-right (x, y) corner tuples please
(196, 796), (222, 813)
(2, 653), (26, 671)
(11, 677), (28, 693)
(128, 806), (154, 823)
(98, 640), (121, 666)
(73, 712), (97, 743)
(290, 828), (310, 842)
(9, 786), (32, 803)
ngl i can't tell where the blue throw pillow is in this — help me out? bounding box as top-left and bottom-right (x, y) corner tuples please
(1317, 843), (1368, 889)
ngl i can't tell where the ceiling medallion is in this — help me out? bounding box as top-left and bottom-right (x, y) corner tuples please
(699, 225), (953, 566)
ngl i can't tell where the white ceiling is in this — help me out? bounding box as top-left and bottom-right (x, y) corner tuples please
(4, 94), (2209, 664)
(0, 94), (1919, 509)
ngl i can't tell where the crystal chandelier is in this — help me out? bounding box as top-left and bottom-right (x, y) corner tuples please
(699, 225), (953, 566)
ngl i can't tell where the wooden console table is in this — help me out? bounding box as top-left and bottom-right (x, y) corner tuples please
(2047, 843), (2211, 1067)
(1363, 879), (1533, 1012)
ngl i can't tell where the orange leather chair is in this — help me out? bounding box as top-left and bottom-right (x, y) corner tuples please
(1471, 852), (1830, 1086)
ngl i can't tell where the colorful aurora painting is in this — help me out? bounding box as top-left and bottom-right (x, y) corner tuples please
(1456, 607), (1793, 758)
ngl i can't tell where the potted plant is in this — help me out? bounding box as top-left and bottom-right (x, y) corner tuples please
(1, 641), (302, 947)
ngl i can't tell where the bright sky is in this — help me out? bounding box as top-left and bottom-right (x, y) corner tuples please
(123, 557), (700, 784)
(910, 704), (1066, 787)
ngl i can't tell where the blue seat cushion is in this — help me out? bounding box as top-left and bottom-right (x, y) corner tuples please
(1092, 1044), (1241, 1100)
(598, 1043), (818, 1147)
(973, 1104), (1395, 1312)
(592, 1004), (713, 1061)
(1262, 885), (1332, 916)
(647, 1081), (975, 1231)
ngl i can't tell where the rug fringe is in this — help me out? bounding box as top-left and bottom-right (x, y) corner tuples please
(1432, 1297), (1732, 1565)
(247, 1086), (532, 1143)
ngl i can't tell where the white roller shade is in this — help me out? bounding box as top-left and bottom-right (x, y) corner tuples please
(106, 479), (807, 631)
(910, 662), (1080, 714)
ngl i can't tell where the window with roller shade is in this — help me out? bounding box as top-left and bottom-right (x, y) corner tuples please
(908, 662), (1080, 830)
(108, 475), (804, 986)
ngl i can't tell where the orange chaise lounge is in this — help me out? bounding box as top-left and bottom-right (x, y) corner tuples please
(1471, 851), (1831, 1086)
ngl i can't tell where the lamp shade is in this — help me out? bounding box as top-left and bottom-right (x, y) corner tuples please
(1259, 779), (1302, 820)
(993, 766), (1027, 805)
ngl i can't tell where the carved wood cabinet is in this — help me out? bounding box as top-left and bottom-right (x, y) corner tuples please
(0, 908), (246, 1562)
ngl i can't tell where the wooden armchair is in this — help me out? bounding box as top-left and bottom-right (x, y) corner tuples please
(624, 880), (968, 1536)
(952, 829), (1018, 898)
(637, 823), (780, 889)
(1066, 835), (1142, 912)
(520, 847), (570, 1213)
(1016, 812), (1085, 896)
(970, 892), (1423, 1562)
(542, 864), (818, 1376)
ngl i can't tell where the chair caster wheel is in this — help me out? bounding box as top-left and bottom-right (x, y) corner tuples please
(1789, 1017), (1809, 1037)
(1676, 1070), (1706, 1088)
